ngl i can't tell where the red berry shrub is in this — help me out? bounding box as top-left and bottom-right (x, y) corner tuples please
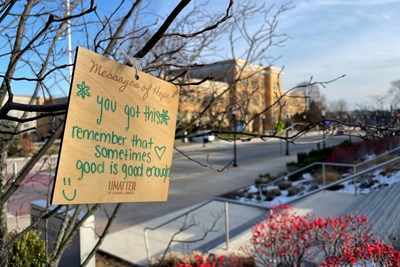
(325, 145), (356, 164)
(326, 136), (400, 164)
(246, 205), (400, 266)
(176, 252), (255, 267)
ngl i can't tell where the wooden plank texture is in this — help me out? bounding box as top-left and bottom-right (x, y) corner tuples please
(52, 47), (179, 204)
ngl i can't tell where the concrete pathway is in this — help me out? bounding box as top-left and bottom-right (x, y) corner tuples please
(210, 190), (363, 257)
(99, 200), (268, 266)
(99, 176), (364, 266)
(345, 182), (400, 244)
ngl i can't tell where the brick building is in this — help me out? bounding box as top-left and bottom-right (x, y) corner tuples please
(177, 59), (303, 133)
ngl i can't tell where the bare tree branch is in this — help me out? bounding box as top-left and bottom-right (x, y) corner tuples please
(163, 0), (233, 38)
(81, 203), (122, 267)
(103, 0), (142, 56)
(134, 0), (191, 59)
(174, 146), (232, 172)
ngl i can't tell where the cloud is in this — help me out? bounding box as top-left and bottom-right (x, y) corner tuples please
(148, 0), (400, 107)
(269, 0), (400, 107)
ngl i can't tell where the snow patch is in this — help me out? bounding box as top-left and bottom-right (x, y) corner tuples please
(231, 167), (400, 207)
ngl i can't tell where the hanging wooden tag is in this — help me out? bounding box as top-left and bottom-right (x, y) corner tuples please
(51, 47), (179, 204)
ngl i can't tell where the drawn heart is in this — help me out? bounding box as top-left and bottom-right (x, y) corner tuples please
(155, 146), (166, 160)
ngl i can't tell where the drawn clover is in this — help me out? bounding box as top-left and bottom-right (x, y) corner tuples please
(159, 110), (170, 125)
(76, 81), (91, 99)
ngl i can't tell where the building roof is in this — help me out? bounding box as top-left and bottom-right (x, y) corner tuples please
(168, 59), (282, 82)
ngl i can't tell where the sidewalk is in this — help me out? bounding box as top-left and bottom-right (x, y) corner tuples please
(5, 137), (320, 266)
(175, 130), (322, 151)
(5, 154), (58, 174)
(99, 200), (268, 266)
(5, 138), (296, 228)
(99, 189), (362, 266)
(98, 140), (363, 266)
(210, 190), (362, 256)
(98, 150), (298, 266)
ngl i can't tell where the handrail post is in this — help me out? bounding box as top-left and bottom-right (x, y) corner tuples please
(142, 199), (214, 264)
(322, 163), (326, 186)
(285, 129), (289, 156)
(258, 185), (263, 201)
(353, 166), (357, 196)
(13, 162), (17, 175)
(225, 202), (230, 251)
(144, 229), (151, 265)
(354, 177), (358, 196)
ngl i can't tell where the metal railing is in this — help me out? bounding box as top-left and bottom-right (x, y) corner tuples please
(259, 146), (400, 196)
(354, 146), (400, 171)
(144, 146), (400, 264)
(143, 200), (229, 264)
(289, 155), (400, 204)
(143, 198), (272, 264)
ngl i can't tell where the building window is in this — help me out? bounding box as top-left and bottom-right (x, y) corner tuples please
(196, 91), (201, 103)
(260, 80), (264, 89)
(241, 89), (249, 100)
(252, 94), (260, 106)
(252, 80), (259, 90)
(273, 81), (280, 92)
(183, 111), (188, 122)
(242, 79), (248, 88)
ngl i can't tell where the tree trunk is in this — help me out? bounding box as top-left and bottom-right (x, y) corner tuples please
(0, 151), (8, 267)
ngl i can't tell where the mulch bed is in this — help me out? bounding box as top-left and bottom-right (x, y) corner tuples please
(96, 251), (138, 267)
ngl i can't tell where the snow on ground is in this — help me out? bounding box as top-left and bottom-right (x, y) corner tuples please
(236, 183), (315, 207)
(292, 173), (313, 186)
(339, 169), (400, 195)
(233, 168), (400, 207)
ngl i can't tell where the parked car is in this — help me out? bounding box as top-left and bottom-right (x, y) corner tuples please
(335, 124), (351, 135)
(189, 130), (215, 143)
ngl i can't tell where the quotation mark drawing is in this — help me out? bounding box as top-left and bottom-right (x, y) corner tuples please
(62, 177), (77, 201)
(155, 146), (166, 160)
(76, 81), (91, 100)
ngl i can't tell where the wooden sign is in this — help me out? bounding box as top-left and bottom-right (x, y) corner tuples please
(51, 47), (179, 204)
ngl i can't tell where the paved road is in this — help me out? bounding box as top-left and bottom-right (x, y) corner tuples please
(95, 134), (348, 232)
(6, 133), (348, 232)
(172, 135), (344, 178)
(8, 173), (52, 215)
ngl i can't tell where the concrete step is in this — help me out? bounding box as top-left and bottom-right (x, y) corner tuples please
(99, 200), (268, 266)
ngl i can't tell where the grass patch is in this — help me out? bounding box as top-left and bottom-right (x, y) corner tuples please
(32, 142), (60, 155)
(174, 141), (193, 147)
(315, 171), (341, 185)
(216, 133), (252, 140)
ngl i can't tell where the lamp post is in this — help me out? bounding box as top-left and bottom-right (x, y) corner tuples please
(231, 108), (238, 167)
(262, 114), (266, 135)
(322, 110), (326, 149)
(285, 111), (290, 156)
(347, 114), (352, 142)
(66, 0), (73, 80)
